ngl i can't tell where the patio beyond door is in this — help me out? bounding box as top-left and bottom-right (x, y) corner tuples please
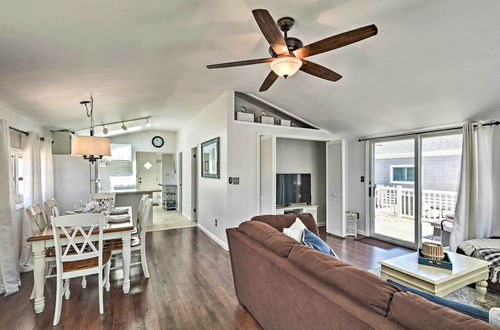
(371, 138), (417, 246)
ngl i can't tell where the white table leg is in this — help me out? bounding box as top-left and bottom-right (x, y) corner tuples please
(32, 241), (46, 313)
(476, 280), (488, 303)
(121, 231), (131, 294)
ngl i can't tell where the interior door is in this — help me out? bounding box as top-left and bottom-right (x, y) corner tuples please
(259, 134), (276, 215)
(326, 140), (346, 236)
(137, 153), (160, 190)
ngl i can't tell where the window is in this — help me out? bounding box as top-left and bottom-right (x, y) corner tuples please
(11, 152), (24, 205)
(390, 165), (414, 184)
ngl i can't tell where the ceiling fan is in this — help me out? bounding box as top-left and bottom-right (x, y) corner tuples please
(206, 9), (378, 92)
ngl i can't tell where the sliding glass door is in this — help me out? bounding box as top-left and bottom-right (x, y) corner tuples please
(370, 131), (463, 248)
(370, 138), (418, 247)
(420, 132), (462, 246)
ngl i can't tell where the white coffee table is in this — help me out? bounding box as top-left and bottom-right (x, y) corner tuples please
(379, 251), (491, 302)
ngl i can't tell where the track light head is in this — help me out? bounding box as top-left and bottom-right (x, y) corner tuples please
(121, 122), (127, 131)
(145, 118), (151, 128)
(102, 125), (108, 135)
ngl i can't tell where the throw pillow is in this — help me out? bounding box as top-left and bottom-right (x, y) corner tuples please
(302, 228), (338, 257)
(283, 218), (306, 242)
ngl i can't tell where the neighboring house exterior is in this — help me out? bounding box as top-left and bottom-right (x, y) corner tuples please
(374, 135), (462, 192)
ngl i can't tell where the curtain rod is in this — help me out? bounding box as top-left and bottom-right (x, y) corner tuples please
(9, 126), (53, 143)
(358, 120), (500, 142)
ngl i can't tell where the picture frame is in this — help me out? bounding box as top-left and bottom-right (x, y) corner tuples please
(201, 137), (220, 179)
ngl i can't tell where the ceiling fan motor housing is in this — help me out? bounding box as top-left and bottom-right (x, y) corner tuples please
(269, 37), (303, 57)
(269, 17), (303, 57)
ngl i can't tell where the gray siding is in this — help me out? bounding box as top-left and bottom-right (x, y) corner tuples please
(375, 155), (461, 191)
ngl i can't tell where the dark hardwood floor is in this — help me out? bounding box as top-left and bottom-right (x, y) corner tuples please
(0, 226), (412, 329)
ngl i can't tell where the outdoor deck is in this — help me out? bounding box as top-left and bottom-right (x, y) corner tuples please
(374, 186), (456, 244)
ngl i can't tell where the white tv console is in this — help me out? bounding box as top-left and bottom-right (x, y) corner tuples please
(275, 204), (319, 224)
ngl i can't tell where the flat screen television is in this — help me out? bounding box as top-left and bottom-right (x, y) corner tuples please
(276, 173), (311, 206)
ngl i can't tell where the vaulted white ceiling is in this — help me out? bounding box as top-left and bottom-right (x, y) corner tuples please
(0, 0), (499, 138)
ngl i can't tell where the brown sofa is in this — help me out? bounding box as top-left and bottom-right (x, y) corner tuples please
(226, 214), (494, 330)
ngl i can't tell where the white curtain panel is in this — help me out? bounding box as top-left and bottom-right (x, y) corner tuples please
(451, 123), (494, 250)
(0, 120), (21, 295)
(18, 132), (42, 272)
(40, 138), (54, 201)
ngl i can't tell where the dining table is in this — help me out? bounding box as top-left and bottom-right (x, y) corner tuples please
(27, 206), (134, 314)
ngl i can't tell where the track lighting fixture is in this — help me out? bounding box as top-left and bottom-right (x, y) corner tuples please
(121, 122), (128, 131)
(102, 125), (108, 135)
(145, 118), (151, 127)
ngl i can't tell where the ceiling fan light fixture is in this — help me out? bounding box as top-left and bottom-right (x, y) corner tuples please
(270, 56), (302, 78)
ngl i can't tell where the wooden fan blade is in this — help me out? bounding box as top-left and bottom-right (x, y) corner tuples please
(300, 59), (342, 82)
(259, 71), (279, 92)
(294, 24), (378, 59)
(207, 58), (273, 69)
(252, 9), (289, 55)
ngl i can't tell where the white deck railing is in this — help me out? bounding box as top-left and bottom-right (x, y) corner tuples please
(375, 185), (457, 221)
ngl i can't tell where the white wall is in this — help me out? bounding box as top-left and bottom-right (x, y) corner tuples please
(226, 93), (336, 233)
(276, 138), (326, 224)
(176, 92), (229, 247)
(110, 129), (176, 154)
(176, 91), (336, 249)
(346, 139), (368, 234)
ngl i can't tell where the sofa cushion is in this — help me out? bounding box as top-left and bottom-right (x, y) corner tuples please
(238, 221), (299, 257)
(388, 291), (495, 329)
(288, 245), (400, 316)
(251, 213), (319, 236)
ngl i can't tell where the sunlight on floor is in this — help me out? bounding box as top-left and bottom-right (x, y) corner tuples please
(147, 206), (196, 232)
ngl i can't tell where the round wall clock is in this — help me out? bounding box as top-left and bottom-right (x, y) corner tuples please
(151, 136), (164, 148)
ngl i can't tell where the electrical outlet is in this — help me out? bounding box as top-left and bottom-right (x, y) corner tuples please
(356, 212), (360, 219)
(361, 176), (365, 182)
(214, 219), (218, 226)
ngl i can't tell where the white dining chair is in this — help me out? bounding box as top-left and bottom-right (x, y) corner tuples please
(90, 192), (116, 208)
(44, 199), (60, 223)
(26, 205), (56, 299)
(26, 204), (49, 233)
(51, 212), (112, 326)
(105, 198), (152, 290)
(135, 194), (149, 229)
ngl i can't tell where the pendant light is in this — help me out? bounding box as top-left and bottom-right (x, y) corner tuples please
(71, 94), (111, 163)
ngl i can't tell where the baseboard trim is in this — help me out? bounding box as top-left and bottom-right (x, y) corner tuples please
(357, 230), (367, 236)
(181, 211), (192, 221)
(197, 224), (229, 251)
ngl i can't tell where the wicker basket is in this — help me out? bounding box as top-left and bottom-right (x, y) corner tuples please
(421, 242), (444, 261)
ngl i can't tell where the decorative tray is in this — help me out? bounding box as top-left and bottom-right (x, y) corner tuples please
(418, 249), (453, 270)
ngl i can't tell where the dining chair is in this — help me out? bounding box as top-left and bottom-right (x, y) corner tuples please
(105, 198), (152, 290)
(51, 212), (112, 326)
(26, 205), (56, 299)
(135, 194), (149, 229)
(26, 204), (49, 233)
(44, 199), (60, 223)
(90, 192), (116, 208)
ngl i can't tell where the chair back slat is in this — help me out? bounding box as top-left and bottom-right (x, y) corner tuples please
(26, 204), (48, 232)
(135, 194), (149, 227)
(91, 193), (116, 208)
(137, 198), (152, 239)
(44, 199), (60, 224)
(51, 213), (105, 266)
